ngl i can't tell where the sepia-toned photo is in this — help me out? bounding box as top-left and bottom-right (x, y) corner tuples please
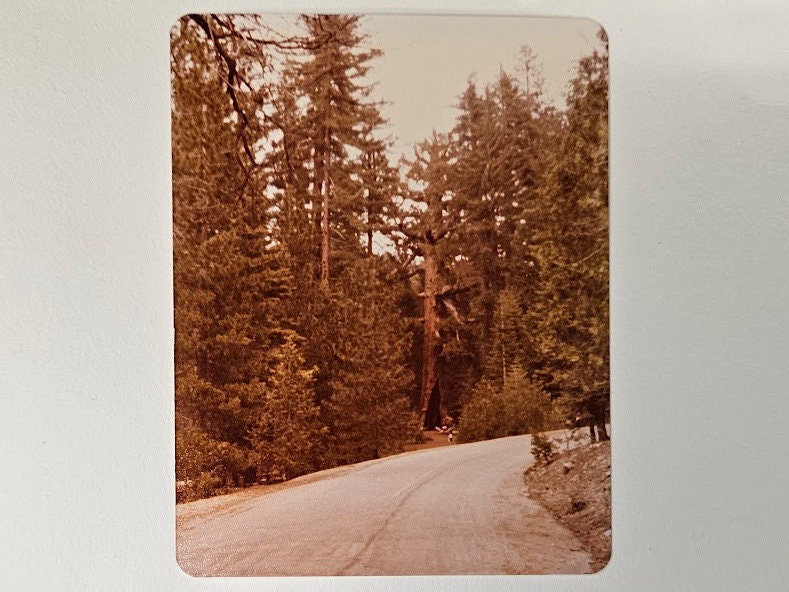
(173, 13), (609, 576)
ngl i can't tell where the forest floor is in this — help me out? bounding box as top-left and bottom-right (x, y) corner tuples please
(402, 428), (454, 451)
(524, 434), (611, 572)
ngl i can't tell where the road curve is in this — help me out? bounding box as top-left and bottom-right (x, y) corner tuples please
(176, 435), (590, 576)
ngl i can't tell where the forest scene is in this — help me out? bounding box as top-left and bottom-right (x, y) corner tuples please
(172, 14), (609, 504)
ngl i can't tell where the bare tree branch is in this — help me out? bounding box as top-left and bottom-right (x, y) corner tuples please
(397, 222), (424, 242)
(186, 14), (259, 167)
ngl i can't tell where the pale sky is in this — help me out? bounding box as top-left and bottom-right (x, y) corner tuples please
(362, 15), (605, 159)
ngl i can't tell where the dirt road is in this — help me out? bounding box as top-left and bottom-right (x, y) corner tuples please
(176, 435), (590, 576)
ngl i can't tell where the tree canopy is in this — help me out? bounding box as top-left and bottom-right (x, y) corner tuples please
(172, 15), (609, 501)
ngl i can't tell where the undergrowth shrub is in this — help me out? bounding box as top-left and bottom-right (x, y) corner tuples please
(530, 432), (557, 465)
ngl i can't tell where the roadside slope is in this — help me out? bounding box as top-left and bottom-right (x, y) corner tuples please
(525, 439), (611, 572)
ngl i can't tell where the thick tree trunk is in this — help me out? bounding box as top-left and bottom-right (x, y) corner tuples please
(424, 381), (442, 430)
(320, 125), (331, 288)
(420, 243), (441, 429)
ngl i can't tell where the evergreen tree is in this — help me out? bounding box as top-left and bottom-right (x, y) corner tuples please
(172, 19), (256, 487)
(484, 288), (533, 386)
(248, 338), (324, 480)
(172, 17), (317, 494)
(458, 365), (555, 443)
(527, 32), (609, 439)
(292, 15), (388, 287)
(456, 380), (501, 443)
(434, 66), (556, 410)
(448, 69), (550, 294)
(399, 135), (472, 428)
(300, 259), (419, 465)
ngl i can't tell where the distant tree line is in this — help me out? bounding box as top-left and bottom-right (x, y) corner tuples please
(172, 14), (608, 501)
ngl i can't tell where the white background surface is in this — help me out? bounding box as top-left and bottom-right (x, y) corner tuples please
(3, 1), (789, 590)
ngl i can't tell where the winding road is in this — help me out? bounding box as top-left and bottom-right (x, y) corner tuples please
(176, 435), (590, 576)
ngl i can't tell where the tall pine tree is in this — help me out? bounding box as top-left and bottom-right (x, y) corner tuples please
(527, 32), (609, 439)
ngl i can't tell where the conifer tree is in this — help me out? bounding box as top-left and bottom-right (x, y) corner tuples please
(458, 365), (554, 443)
(283, 258), (418, 465)
(528, 32), (609, 439)
(292, 15), (388, 287)
(172, 17), (317, 492)
(484, 288), (532, 386)
(248, 338), (324, 480)
(399, 135), (471, 428)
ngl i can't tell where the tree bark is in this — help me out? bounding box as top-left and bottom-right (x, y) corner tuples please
(424, 381), (442, 430)
(320, 125), (331, 288)
(420, 241), (442, 429)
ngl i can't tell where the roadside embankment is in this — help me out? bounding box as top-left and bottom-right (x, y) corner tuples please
(525, 435), (611, 572)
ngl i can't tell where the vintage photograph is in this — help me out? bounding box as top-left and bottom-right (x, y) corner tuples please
(173, 13), (609, 576)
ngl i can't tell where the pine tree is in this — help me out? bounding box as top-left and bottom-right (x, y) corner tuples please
(484, 288), (533, 386)
(172, 17), (313, 492)
(172, 19), (255, 480)
(456, 380), (501, 443)
(291, 15), (388, 287)
(499, 365), (555, 436)
(248, 338), (324, 481)
(311, 259), (418, 465)
(447, 70), (549, 293)
(399, 135), (472, 428)
(434, 66), (555, 411)
(528, 32), (609, 439)
(457, 366), (554, 443)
